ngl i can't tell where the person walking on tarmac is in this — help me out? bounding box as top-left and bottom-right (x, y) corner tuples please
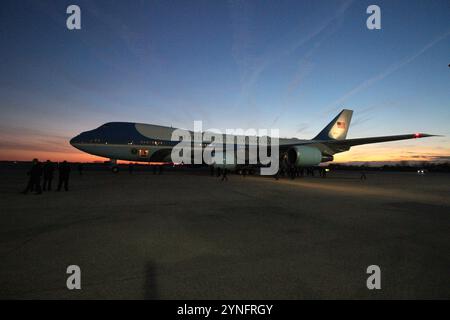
(22, 158), (43, 194)
(42, 160), (55, 191)
(221, 168), (228, 181)
(57, 161), (71, 191)
(360, 171), (367, 180)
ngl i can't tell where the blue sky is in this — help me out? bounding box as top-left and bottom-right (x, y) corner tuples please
(0, 0), (449, 162)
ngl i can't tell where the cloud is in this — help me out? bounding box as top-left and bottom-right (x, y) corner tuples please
(0, 126), (70, 141)
(0, 125), (75, 157)
(326, 29), (450, 112)
(0, 139), (74, 154)
(228, 0), (354, 110)
(403, 154), (450, 162)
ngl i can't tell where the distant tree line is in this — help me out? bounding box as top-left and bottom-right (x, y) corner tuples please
(328, 162), (450, 173)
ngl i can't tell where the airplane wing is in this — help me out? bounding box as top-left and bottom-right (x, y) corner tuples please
(281, 133), (438, 154)
(315, 133), (438, 153)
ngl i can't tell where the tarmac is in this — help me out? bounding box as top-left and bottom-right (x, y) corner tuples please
(0, 165), (449, 299)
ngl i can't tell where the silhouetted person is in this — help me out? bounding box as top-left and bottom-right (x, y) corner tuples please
(221, 168), (228, 181)
(42, 160), (55, 191)
(360, 171), (367, 180)
(128, 163), (134, 174)
(158, 165), (163, 175)
(22, 158), (42, 194)
(57, 161), (71, 191)
(289, 166), (296, 180)
(77, 163), (84, 176)
(210, 166), (215, 176)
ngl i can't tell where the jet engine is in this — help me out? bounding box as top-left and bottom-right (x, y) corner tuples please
(287, 146), (323, 167)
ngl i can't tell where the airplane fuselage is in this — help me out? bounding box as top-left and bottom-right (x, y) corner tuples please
(70, 109), (435, 171)
(70, 122), (310, 163)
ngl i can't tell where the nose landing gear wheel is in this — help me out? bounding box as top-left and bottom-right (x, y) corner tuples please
(111, 166), (119, 173)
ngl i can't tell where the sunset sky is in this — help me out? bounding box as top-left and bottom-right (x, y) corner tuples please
(0, 0), (449, 164)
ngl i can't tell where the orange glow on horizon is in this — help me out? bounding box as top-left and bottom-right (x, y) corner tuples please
(0, 149), (104, 163)
(1, 135), (448, 164)
(333, 144), (450, 163)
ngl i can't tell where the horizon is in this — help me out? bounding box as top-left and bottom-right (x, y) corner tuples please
(2, 158), (449, 168)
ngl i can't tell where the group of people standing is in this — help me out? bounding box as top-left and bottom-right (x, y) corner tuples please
(22, 159), (71, 195)
(210, 165), (328, 181)
(274, 166), (327, 180)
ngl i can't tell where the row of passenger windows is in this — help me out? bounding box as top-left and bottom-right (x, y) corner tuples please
(135, 141), (210, 147)
(83, 140), (260, 147)
(137, 140), (169, 146)
(81, 139), (171, 145)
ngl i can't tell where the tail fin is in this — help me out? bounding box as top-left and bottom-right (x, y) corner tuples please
(313, 109), (353, 140)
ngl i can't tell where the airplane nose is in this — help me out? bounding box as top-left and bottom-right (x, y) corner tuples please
(70, 134), (81, 146)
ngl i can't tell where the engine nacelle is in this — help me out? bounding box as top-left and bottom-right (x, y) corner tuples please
(287, 146), (322, 167)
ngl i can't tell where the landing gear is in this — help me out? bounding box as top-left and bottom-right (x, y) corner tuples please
(109, 159), (119, 173)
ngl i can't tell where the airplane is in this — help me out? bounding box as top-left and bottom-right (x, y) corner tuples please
(70, 109), (437, 173)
